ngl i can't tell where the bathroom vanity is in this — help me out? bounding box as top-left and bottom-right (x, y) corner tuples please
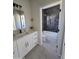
(13, 3), (39, 59)
(13, 31), (38, 59)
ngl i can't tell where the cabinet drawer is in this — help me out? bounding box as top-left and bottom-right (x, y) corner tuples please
(33, 32), (38, 39)
(33, 36), (38, 40)
(32, 32), (38, 36)
(29, 38), (37, 49)
(17, 37), (30, 58)
(32, 37), (38, 45)
(13, 41), (18, 58)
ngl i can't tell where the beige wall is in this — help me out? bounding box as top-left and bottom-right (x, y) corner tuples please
(13, 0), (32, 30)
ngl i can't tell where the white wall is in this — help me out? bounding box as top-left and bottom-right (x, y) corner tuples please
(13, 0), (32, 30)
(57, 0), (65, 56)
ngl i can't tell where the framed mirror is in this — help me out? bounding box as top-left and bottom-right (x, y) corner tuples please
(13, 8), (26, 33)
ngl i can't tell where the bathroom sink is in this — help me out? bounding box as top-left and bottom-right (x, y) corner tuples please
(13, 32), (29, 39)
(13, 30), (36, 40)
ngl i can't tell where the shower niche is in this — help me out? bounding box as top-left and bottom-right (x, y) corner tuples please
(42, 5), (61, 32)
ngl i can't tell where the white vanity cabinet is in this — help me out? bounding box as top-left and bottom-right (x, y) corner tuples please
(32, 32), (38, 44)
(13, 31), (38, 59)
(29, 32), (38, 50)
(17, 35), (30, 58)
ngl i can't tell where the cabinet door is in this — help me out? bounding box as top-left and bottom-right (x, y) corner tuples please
(30, 32), (38, 48)
(13, 41), (18, 58)
(16, 32), (38, 58)
(26, 35), (35, 52)
(33, 32), (38, 43)
(17, 36), (30, 58)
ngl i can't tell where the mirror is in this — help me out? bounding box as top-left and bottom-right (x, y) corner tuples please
(13, 9), (26, 33)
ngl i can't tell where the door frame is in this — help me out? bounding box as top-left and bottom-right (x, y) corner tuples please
(39, 0), (62, 45)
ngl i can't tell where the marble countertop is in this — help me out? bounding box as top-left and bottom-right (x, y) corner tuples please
(13, 30), (37, 41)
